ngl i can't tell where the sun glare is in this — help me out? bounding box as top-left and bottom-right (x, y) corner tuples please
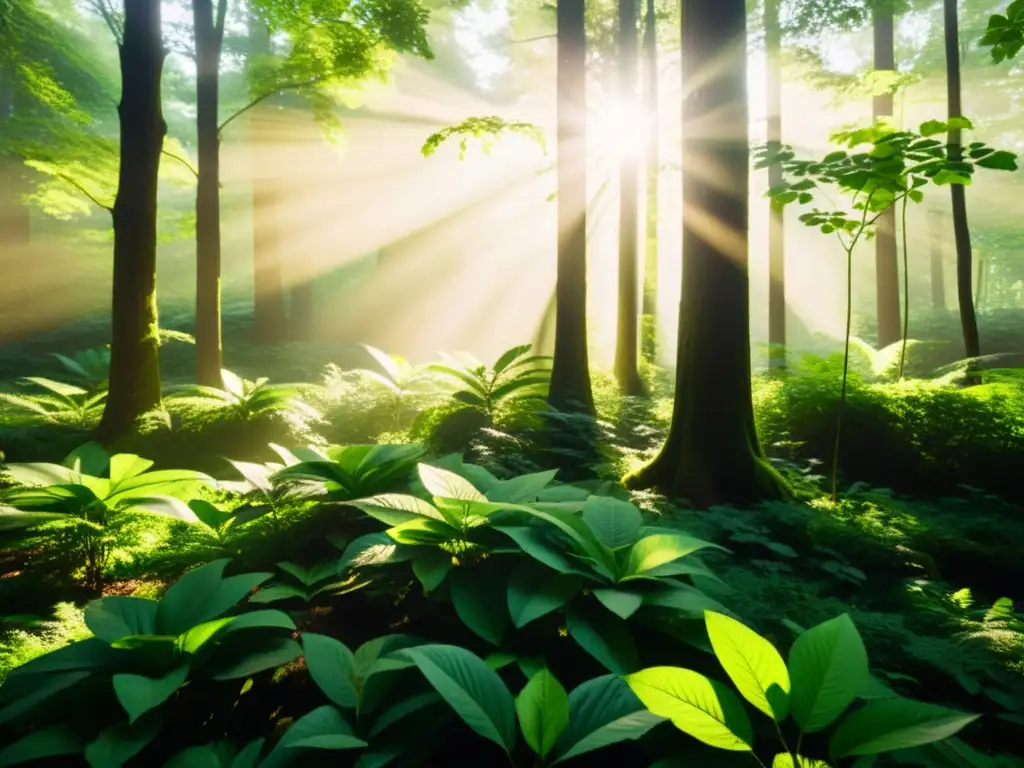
(590, 102), (650, 163)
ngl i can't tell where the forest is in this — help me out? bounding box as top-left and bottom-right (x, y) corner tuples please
(0, 0), (1023, 764)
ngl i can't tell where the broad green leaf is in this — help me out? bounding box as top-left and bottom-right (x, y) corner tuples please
(0, 723), (85, 767)
(188, 499), (232, 531)
(706, 611), (790, 721)
(84, 715), (161, 768)
(643, 582), (732, 618)
(552, 675), (664, 763)
(348, 494), (444, 525)
(0, 671), (91, 725)
(487, 470), (559, 504)
(4, 461), (82, 488)
(112, 664), (190, 724)
(829, 698), (981, 759)
(156, 560), (273, 635)
(163, 746), (224, 768)
(273, 705), (365, 754)
(65, 442), (111, 476)
(411, 548), (454, 592)
(210, 637), (302, 680)
(108, 454), (155, 485)
(302, 633), (358, 709)
(788, 614), (869, 733)
(368, 692), (443, 738)
(249, 585), (309, 604)
(449, 567), (510, 646)
(625, 667), (754, 751)
(386, 517), (459, 546)
(566, 602), (638, 674)
(516, 668), (570, 758)
(517, 504), (614, 576)
(582, 496), (643, 549)
(222, 610), (296, 635)
(625, 534), (725, 579)
(83, 597), (157, 643)
(418, 463), (486, 502)
(507, 565), (582, 628)
(495, 525), (591, 576)
(975, 150), (1017, 171)
(177, 617), (236, 654)
(402, 644), (517, 753)
(772, 755), (830, 767)
(593, 588), (644, 620)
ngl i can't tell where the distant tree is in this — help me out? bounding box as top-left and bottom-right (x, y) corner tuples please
(640, 0), (659, 360)
(765, 0), (785, 370)
(96, 0), (167, 441)
(625, 0), (787, 507)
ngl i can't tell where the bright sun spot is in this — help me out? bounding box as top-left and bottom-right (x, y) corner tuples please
(591, 101), (650, 162)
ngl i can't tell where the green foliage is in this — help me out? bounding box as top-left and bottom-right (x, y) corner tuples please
(164, 369), (321, 422)
(0, 443), (213, 584)
(981, 0), (1024, 62)
(0, 376), (107, 428)
(421, 116), (547, 159)
(428, 344), (553, 417)
(628, 610), (980, 765)
(271, 442), (424, 501)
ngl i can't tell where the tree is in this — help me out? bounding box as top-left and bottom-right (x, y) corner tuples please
(613, 0), (645, 394)
(548, 0), (596, 415)
(873, 0), (902, 348)
(96, 0), (167, 441)
(640, 0), (658, 360)
(624, 0), (786, 507)
(192, 0), (229, 386)
(945, 0), (980, 364)
(928, 208), (947, 311)
(765, 0), (785, 370)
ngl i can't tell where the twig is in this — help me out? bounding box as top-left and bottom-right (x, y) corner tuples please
(217, 79), (320, 137)
(54, 172), (113, 213)
(161, 149), (199, 179)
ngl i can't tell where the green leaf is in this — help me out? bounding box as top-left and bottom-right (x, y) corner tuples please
(0, 723), (85, 767)
(507, 565), (582, 628)
(276, 705), (366, 751)
(418, 463), (486, 502)
(582, 496), (643, 549)
(625, 534), (724, 579)
(156, 560), (272, 635)
(566, 602), (638, 674)
(788, 614), (869, 733)
(829, 698), (981, 758)
(84, 715), (161, 768)
(772, 755), (830, 767)
(449, 567), (511, 646)
(411, 548), (454, 592)
(302, 633), (358, 709)
(83, 597), (158, 643)
(706, 611), (790, 721)
(368, 692), (444, 738)
(112, 664), (190, 724)
(177, 617), (236, 654)
(386, 517), (459, 546)
(495, 525), (590, 576)
(487, 469), (559, 503)
(593, 588), (644, 620)
(210, 637), (302, 680)
(551, 675), (664, 763)
(517, 668), (570, 759)
(347, 494), (445, 525)
(643, 582), (732, 618)
(625, 667), (754, 751)
(402, 644), (517, 753)
(249, 585), (310, 604)
(975, 150), (1018, 171)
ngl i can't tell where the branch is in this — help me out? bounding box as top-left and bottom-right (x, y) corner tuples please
(215, 0), (229, 40)
(54, 172), (113, 214)
(161, 149), (199, 179)
(217, 79), (320, 137)
(507, 34), (557, 44)
(89, 0), (123, 45)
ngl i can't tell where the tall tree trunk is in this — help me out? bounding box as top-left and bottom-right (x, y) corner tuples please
(873, 0), (902, 348)
(548, 0), (595, 414)
(614, 0), (645, 394)
(640, 0), (658, 360)
(248, 14), (287, 344)
(765, 0), (785, 371)
(928, 208), (946, 311)
(624, 0), (787, 507)
(97, 0), (166, 442)
(944, 0), (980, 362)
(193, 0), (225, 386)
(289, 281), (315, 340)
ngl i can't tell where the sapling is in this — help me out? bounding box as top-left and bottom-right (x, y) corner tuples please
(755, 119), (1017, 500)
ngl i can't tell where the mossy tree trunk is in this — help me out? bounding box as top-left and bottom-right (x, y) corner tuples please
(624, 0), (788, 508)
(614, 0), (645, 395)
(549, 0), (595, 415)
(765, 0), (786, 371)
(641, 0), (658, 361)
(97, 0), (165, 442)
(944, 0), (980, 363)
(194, 0), (227, 386)
(873, 0), (902, 348)
(248, 13), (288, 344)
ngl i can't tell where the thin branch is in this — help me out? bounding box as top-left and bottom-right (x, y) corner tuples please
(507, 33), (557, 44)
(89, 0), (123, 45)
(161, 149), (199, 179)
(217, 79), (320, 137)
(54, 172), (113, 213)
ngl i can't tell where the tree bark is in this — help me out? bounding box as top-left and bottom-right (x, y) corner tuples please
(944, 0), (980, 362)
(248, 13), (288, 344)
(614, 0), (645, 394)
(623, 0), (787, 507)
(640, 0), (658, 360)
(193, 0), (225, 386)
(548, 0), (595, 414)
(97, 0), (166, 442)
(873, 0), (902, 348)
(765, 0), (785, 371)
(928, 208), (946, 311)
